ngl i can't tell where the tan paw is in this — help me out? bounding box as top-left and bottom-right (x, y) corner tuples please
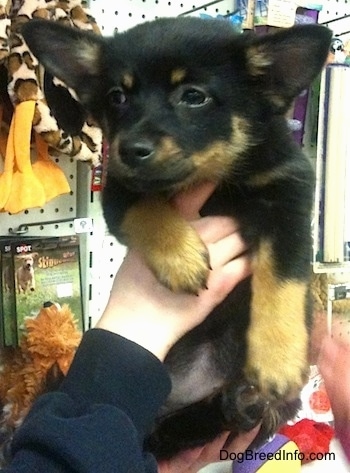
(245, 326), (308, 400)
(146, 225), (210, 294)
(247, 241), (310, 400)
(122, 197), (211, 294)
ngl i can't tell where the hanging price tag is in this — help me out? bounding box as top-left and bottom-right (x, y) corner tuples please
(267, 0), (297, 27)
(74, 218), (94, 234)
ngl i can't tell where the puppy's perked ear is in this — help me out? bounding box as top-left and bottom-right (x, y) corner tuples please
(21, 19), (105, 106)
(245, 25), (332, 111)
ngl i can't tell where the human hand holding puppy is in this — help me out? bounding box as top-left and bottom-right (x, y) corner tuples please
(97, 182), (256, 471)
(96, 182), (251, 361)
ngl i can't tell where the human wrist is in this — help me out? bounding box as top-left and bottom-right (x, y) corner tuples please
(95, 306), (177, 361)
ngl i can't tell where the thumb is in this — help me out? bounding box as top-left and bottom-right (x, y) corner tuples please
(157, 446), (205, 473)
(171, 181), (216, 220)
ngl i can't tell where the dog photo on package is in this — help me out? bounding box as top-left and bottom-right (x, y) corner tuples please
(13, 236), (84, 343)
(21, 17), (331, 458)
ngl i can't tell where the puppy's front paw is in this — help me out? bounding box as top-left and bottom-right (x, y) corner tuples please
(121, 198), (210, 293)
(148, 225), (210, 293)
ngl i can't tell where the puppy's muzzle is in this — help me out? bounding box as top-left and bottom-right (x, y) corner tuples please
(119, 138), (155, 168)
(114, 135), (194, 192)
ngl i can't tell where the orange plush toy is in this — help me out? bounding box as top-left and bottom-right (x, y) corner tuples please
(0, 301), (82, 450)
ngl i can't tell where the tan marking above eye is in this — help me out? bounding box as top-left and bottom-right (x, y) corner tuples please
(122, 73), (134, 90)
(171, 68), (187, 85)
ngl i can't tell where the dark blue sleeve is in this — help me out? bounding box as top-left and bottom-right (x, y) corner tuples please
(4, 329), (172, 473)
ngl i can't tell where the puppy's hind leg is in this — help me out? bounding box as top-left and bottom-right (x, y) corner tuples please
(221, 382), (268, 433)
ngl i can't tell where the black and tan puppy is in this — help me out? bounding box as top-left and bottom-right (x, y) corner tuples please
(22, 18), (331, 458)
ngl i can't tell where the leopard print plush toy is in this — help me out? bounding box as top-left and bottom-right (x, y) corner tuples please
(5, 0), (102, 165)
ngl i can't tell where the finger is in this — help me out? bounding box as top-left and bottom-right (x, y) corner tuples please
(224, 425), (261, 455)
(157, 445), (206, 473)
(208, 231), (248, 268)
(204, 255), (251, 302)
(198, 256), (251, 314)
(171, 181), (216, 220)
(192, 432), (231, 468)
(192, 216), (240, 245)
(221, 256), (252, 288)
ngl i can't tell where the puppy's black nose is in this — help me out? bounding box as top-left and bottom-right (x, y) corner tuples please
(119, 140), (155, 167)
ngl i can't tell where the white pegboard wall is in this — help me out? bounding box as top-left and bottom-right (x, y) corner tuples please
(319, 5), (350, 42)
(73, 161), (127, 327)
(88, 0), (350, 38)
(89, 0), (236, 34)
(88, 235), (126, 327)
(319, 0), (350, 24)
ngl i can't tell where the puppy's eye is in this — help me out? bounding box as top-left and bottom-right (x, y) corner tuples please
(107, 87), (127, 107)
(179, 87), (210, 107)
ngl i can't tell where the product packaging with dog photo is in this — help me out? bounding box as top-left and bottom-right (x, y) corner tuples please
(0, 240), (17, 347)
(13, 235), (84, 343)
